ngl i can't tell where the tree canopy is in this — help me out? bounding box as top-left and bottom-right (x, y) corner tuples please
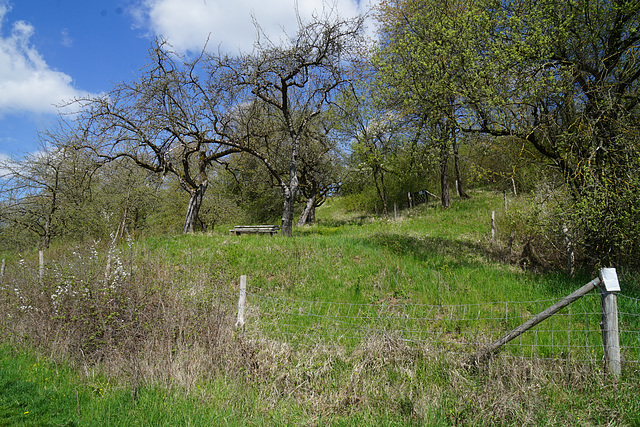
(374, 0), (640, 267)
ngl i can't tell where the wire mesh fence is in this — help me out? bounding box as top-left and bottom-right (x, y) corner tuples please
(619, 294), (640, 364)
(242, 290), (640, 365)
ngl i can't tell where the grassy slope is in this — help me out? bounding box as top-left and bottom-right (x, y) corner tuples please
(145, 192), (582, 305)
(1, 191), (639, 426)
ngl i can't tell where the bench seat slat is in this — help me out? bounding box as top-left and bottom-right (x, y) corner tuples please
(229, 225), (280, 235)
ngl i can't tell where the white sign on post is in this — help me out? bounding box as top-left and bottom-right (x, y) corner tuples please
(600, 268), (621, 292)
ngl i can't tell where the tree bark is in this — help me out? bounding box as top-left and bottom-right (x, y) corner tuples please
(308, 203), (316, 224)
(280, 141), (299, 236)
(183, 182), (208, 234)
(452, 134), (469, 199)
(440, 141), (451, 208)
(281, 185), (297, 237)
(297, 192), (317, 226)
(373, 166), (389, 216)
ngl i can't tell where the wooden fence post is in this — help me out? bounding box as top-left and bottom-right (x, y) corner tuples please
(1, 259), (4, 279)
(394, 203), (397, 220)
(39, 250), (44, 285)
(563, 223), (575, 276)
(408, 192), (412, 209)
(599, 268), (621, 378)
(504, 190), (508, 213)
(235, 275), (247, 330)
(491, 211), (496, 243)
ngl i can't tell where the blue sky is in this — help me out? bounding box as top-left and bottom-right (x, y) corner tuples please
(0, 0), (375, 159)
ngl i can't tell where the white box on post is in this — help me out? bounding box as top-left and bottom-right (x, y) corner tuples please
(600, 268), (621, 292)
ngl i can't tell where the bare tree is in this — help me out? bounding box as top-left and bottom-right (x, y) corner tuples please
(0, 124), (97, 249)
(211, 13), (366, 236)
(75, 41), (239, 233)
(296, 121), (343, 225)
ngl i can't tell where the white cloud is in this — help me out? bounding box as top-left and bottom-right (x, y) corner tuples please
(0, 4), (88, 115)
(132, 0), (377, 53)
(61, 28), (73, 48)
(0, 152), (11, 176)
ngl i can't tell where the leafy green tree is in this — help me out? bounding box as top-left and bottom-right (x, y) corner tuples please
(467, 0), (640, 267)
(335, 88), (406, 215)
(374, 0), (476, 208)
(375, 0), (640, 268)
(88, 158), (166, 239)
(223, 151), (284, 224)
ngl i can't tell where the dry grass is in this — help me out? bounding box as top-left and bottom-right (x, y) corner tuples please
(1, 238), (638, 425)
(0, 241), (237, 390)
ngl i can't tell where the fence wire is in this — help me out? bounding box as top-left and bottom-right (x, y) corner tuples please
(242, 291), (640, 364)
(619, 294), (640, 364)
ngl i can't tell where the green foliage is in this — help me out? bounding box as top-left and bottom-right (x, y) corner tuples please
(373, 0), (640, 269)
(571, 166), (640, 270)
(223, 153), (284, 223)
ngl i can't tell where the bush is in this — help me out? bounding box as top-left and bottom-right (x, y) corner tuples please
(0, 241), (237, 387)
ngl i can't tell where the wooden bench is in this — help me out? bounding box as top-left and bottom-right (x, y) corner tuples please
(229, 225), (280, 236)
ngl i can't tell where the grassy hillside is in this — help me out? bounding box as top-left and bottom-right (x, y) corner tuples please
(1, 191), (639, 425)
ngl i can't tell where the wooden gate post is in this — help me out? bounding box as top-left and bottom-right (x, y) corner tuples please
(599, 268), (621, 378)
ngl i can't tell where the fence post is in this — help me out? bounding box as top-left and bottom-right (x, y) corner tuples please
(1, 259), (4, 279)
(504, 190), (508, 213)
(599, 268), (621, 378)
(394, 203), (397, 220)
(408, 192), (412, 209)
(235, 275), (247, 330)
(563, 223), (575, 276)
(491, 211), (496, 243)
(39, 250), (44, 285)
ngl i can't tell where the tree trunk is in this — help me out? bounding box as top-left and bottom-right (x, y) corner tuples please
(183, 182), (207, 234)
(308, 203), (316, 224)
(373, 166), (389, 216)
(452, 134), (469, 199)
(281, 185), (297, 237)
(297, 192), (317, 226)
(440, 141), (451, 208)
(281, 135), (300, 237)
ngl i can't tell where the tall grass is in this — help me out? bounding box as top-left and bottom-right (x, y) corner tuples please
(1, 190), (639, 425)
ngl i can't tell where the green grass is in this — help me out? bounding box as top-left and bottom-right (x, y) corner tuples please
(1, 190), (639, 426)
(142, 192), (578, 304)
(0, 344), (280, 426)
(0, 344), (426, 426)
